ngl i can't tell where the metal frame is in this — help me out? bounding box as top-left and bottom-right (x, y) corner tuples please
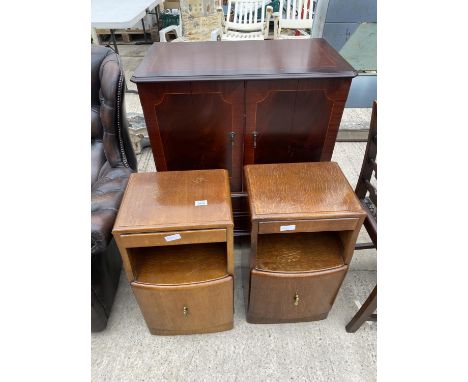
(106, 6), (161, 55)
(100, 6), (162, 94)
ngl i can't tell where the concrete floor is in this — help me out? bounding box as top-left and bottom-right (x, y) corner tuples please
(92, 145), (376, 382)
(91, 44), (376, 382)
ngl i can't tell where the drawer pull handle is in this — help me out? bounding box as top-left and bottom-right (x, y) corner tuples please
(294, 293), (299, 306)
(183, 306), (189, 318)
(253, 131), (258, 149)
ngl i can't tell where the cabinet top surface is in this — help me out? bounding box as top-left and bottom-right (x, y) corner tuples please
(244, 162), (365, 221)
(113, 170), (233, 233)
(132, 39), (356, 83)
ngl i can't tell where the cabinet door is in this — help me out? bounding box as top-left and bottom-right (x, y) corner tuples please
(248, 266), (348, 323)
(132, 276), (233, 335)
(244, 78), (351, 168)
(138, 81), (244, 191)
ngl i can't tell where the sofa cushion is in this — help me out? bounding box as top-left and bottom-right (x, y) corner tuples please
(91, 163), (133, 254)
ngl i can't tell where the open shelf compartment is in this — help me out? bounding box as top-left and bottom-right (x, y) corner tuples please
(255, 231), (346, 273)
(128, 242), (228, 285)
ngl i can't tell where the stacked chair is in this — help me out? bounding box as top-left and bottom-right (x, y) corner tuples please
(346, 101), (377, 333)
(160, 0), (273, 41)
(222, 0), (272, 40)
(272, 0), (315, 39)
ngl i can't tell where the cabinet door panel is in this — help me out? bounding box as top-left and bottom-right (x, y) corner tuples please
(244, 79), (351, 169)
(138, 81), (244, 191)
(132, 276), (233, 335)
(248, 266), (348, 323)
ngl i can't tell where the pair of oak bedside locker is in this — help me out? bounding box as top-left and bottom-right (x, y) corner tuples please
(112, 162), (365, 335)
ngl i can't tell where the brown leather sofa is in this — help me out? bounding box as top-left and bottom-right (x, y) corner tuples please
(91, 45), (137, 332)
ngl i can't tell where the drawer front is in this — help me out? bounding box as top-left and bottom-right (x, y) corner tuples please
(120, 229), (226, 248)
(132, 276), (233, 335)
(248, 266), (348, 323)
(258, 219), (358, 234)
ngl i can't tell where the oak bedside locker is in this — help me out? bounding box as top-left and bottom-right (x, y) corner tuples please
(243, 162), (366, 324)
(112, 170), (234, 335)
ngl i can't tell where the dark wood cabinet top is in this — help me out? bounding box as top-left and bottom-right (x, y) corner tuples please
(244, 162), (365, 221)
(113, 170), (233, 233)
(132, 39), (356, 83)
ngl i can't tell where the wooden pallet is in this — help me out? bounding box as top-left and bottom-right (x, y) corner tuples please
(96, 27), (159, 44)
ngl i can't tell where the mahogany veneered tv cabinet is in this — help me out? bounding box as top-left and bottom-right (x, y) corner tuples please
(132, 39), (357, 235)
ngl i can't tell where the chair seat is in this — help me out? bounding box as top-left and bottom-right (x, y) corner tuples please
(222, 31), (265, 40)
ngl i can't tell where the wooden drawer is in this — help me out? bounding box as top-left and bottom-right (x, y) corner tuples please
(132, 276), (233, 335)
(247, 266), (348, 323)
(258, 218), (359, 234)
(120, 229), (226, 248)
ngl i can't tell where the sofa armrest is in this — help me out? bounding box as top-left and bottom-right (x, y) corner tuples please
(91, 163), (133, 255)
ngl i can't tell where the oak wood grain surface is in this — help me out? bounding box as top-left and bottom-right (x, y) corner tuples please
(132, 39), (357, 82)
(244, 162), (365, 221)
(256, 232), (344, 273)
(129, 243), (228, 285)
(132, 276), (233, 335)
(113, 170), (233, 234)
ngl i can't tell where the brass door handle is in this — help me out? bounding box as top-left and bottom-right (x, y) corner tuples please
(183, 306), (189, 317)
(294, 293), (299, 306)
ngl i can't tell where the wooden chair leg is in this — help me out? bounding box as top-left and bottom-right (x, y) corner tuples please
(346, 285), (377, 333)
